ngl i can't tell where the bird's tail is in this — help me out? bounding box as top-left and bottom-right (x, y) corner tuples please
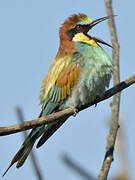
(2, 126), (45, 177)
(3, 113), (68, 176)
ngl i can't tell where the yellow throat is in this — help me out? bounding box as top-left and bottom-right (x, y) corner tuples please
(73, 33), (99, 47)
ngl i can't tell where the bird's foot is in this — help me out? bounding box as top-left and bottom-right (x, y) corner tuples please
(70, 106), (78, 117)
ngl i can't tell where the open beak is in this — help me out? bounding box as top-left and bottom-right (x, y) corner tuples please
(85, 15), (115, 48)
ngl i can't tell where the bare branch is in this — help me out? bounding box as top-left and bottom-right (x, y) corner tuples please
(0, 74), (134, 137)
(16, 107), (43, 180)
(61, 154), (96, 180)
(98, 0), (120, 179)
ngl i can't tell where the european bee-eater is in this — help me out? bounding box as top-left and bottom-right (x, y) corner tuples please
(3, 13), (113, 176)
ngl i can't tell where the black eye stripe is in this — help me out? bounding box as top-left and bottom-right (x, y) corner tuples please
(66, 24), (90, 40)
(66, 28), (77, 40)
(75, 24), (90, 30)
(76, 25), (83, 30)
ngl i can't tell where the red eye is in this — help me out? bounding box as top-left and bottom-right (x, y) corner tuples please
(76, 25), (83, 31)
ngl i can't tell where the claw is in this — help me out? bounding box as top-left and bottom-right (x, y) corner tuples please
(70, 106), (78, 117)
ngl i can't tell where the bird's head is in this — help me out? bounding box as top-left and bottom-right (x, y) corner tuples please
(59, 14), (112, 50)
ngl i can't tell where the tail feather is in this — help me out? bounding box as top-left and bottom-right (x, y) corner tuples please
(3, 109), (46, 176)
(2, 140), (35, 177)
(36, 117), (67, 148)
(16, 142), (35, 168)
(2, 126), (44, 176)
(3, 113), (67, 176)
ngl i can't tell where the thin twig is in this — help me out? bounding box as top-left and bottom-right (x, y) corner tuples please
(61, 154), (96, 180)
(16, 107), (43, 180)
(0, 74), (134, 136)
(98, 0), (120, 179)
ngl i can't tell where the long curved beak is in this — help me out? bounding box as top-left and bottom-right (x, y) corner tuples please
(86, 15), (116, 48)
(88, 15), (115, 30)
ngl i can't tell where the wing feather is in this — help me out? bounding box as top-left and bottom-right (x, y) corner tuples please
(40, 55), (82, 105)
(37, 53), (82, 148)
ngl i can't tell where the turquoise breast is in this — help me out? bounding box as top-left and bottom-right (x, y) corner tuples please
(61, 42), (113, 109)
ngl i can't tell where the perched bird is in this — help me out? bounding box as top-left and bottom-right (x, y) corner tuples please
(3, 13), (113, 176)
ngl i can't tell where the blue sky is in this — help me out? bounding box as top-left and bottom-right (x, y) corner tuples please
(0, 0), (135, 179)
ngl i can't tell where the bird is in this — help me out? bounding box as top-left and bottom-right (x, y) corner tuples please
(3, 13), (113, 176)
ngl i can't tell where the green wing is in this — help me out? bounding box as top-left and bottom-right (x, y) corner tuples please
(37, 53), (82, 148)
